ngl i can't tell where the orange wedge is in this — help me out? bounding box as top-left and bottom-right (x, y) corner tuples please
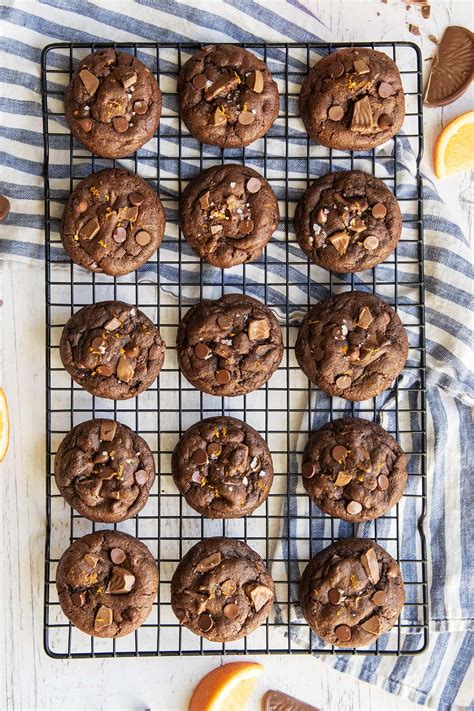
(188, 661), (263, 711)
(433, 110), (474, 179)
(0, 388), (10, 462)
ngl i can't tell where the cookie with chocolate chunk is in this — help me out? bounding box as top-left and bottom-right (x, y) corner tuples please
(300, 538), (405, 648)
(172, 416), (273, 518)
(61, 168), (165, 276)
(171, 537), (275, 642)
(301, 417), (407, 521)
(180, 164), (279, 268)
(176, 293), (283, 397)
(299, 48), (405, 150)
(56, 531), (158, 638)
(64, 48), (161, 158)
(295, 171), (402, 273)
(55, 419), (155, 523)
(178, 44), (279, 147)
(59, 300), (165, 400)
(295, 291), (408, 401)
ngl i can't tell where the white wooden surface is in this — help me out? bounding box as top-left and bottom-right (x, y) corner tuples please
(2, 1), (472, 709)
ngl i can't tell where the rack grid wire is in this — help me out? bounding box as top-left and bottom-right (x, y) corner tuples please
(41, 41), (428, 658)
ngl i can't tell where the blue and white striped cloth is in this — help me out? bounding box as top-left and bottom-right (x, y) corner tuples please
(1, 1), (472, 709)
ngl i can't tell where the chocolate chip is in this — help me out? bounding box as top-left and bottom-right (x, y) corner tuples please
(363, 235), (379, 250)
(91, 336), (105, 350)
(246, 177), (261, 194)
(354, 59), (370, 75)
(346, 500), (362, 515)
(332, 445), (348, 462)
(378, 474), (389, 491)
(372, 590), (388, 606)
(313, 347), (324, 361)
(328, 105), (344, 121)
(238, 110), (255, 126)
(134, 469), (148, 485)
(110, 548), (126, 565)
(133, 100), (148, 114)
(100, 420), (117, 441)
(361, 548), (380, 584)
(194, 343), (211, 359)
(198, 613), (214, 632)
(246, 69), (265, 93)
(79, 217), (100, 241)
(76, 117), (93, 133)
(361, 615), (380, 634)
(358, 306), (373, 329)
(332, 326), (346, 341)
(316, 208), (328, 224)
(75, 199), (88, 214)
(83, 553), (99, 569)
(378, 82), (394, 99)
(216, 369), (231, 384)
(113, 226), (127, 244)
(104, 316), (122, 331)
(221, 579), (237, 596)
(211, 108), (227, 126)
(335, 624), (351, 642)
(79, 69), (99, 96)
(116, 356), (134, 383)
(128, 192), (144, 206)
(249, 585), (273, 612)
(334, 471), (353, 486)
(329, 61), (345, 78)
(336, 374), (352, 389)
(207, 442), (222, 457)
(328, 231), (349, 257)
(378, 113), (393, 129)
(93, 451), (109, 464)
(106, 566), (136, 594)
(192, 449), (208, 466)
(302, 461), (316, 479)
(223, 603), (240, 619)
(238, 219), (254, 234)
(192, 73), (208, 90)
(328, 588), (341, 605)
(124, 343), (139, 358)
(94, 605), (113, 631)
(195, 552), (222, 572)
(348, 345), (360, 362)
(217, 315), (232, 329)
(98, 466), (115, 481)
(135, 230), (151, 246)
(71, 592), (85, 607)
(371, 203), (387, 219)
(96, 364), (113, 377)
(113, 117), (129, 133)
(205, 74), (240, 101)
(248, 318), (270, 341)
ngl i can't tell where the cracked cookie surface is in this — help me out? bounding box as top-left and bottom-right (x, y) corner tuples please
(300, 538), (405, 648)
(295, 291), (408, 401)
(172, 416), (274, 518)
(55, 418), (156, 523)
(61, 168), (165, 276)
(299, 48), (405, 150)
(171, 537), (275, 642)
(180, 164), (279, 268)
(56, 531), (158, 638)
(59, 300), (165, 400)
(178, 44), (279, 147)
(295, 170), (402, 273)
(301, 417), (407, 521)
(64, 48), (161, 158)
(176, 293), (283, 397)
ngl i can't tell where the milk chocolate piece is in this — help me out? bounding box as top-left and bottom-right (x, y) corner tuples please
(262, 690), (320, 711)
(424, 26), (474, 108)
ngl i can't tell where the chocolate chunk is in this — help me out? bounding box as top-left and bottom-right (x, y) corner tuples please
(378, 82), (394, 98)
(361, 615), (380, 634)
(135, 230), (151, 246)
(262, 690), (320, 711)
(134, 469), (148, 485)
(195, 552), (222, 572)
(71, 592), (86, 607)
(199, 191), (211, 210)
(424, 26), (474, 107)
(334, 471), (353, 486)
(192, 449), (208, 466)
(210, 224), (223, 235)
(328, 588), (341, 605)
(328, 231), (349, 256)
(238, 110), (255, 126)
(302, 461), (316, 479)
(371, 203), (387, 219)
(363, 235), (379, 250)
(358, 306), (373, 329)
(378, 114), (393, 129)
(346, 500), (362, 515)
(336, 375), (352, 389)
(94, 605), (113, 631)
(332, 445), (348, 461)
(79, 69), (99, 96)
(372, 590), (388, 606)
(207, 442), (222, 457)
(124, 343), (139, 358)
(246, 177), (261, 193)
(96, 364), (113, 376)
(116, 356), (134, 383)
(205, 74), (240, 101)
(378, 474), (389, 490)
(192, 73), (208, 90)
(100, 420), (117, 441)
(316, 208), (328, 224)
(223, 603), (240, 619)
(113, 117), (129, 133)
(83, 553), (99, 569)
(121, 71), (138, 89)
(246, 69), (264, 93)
(335, 624), (351, 642)
(113, 226), (127, 244)
(79, 217), (100, 240)
(194, 343), (211, 359)
(197, 613), (214, 632)
(216, 369), (231, 384)
(349, 217), (366, 233)
(92, 451), (109, 464)
(249, 584), (273, 612)
(133, 100), (148, 114)
(248, 319), (270, 341)
(129, 192), (144, 206)
(361, 548), (380, 584)
(351, 96), (373, 131)
(354, 59), (370, 75)
(106, 565), (136, 594)
(104, 316), (122, 331)
(329, 62), (345, 78)
(76, 117), (93, 133)
(211, 108), (227, 126)
(110, 548), (126, 564)
(328, 105), (344, 121)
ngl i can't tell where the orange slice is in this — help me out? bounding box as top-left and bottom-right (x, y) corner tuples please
(188, 661), (263, 711)
(433, 110), (474, 179)
(0, 388), (10, 462)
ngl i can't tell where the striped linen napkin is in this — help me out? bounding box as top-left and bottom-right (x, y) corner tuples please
(1, 2), (472, 709)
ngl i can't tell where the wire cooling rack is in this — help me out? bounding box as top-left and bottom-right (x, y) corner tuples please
(41, 41), (428, 658)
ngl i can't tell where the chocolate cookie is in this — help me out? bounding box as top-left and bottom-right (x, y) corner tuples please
(56, 531), (158, 638)
(300, 538), (405, 648)
(172, 416), (273, 518)
(59, 301), (165, 400)
(179, 164), (279, 268)
(178, 44), (279, 147)
(299, 48), (405, 150)
(301, 417), (407, 521)
(176, 294), (283, 397)
(64, 48), (161, 158)
(294, 171), (402, 273)
(61, 168), (165, 276)
(170, 537), (275, 642)
(55, 419), (155, 523)
(295, 291), (408, 401)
